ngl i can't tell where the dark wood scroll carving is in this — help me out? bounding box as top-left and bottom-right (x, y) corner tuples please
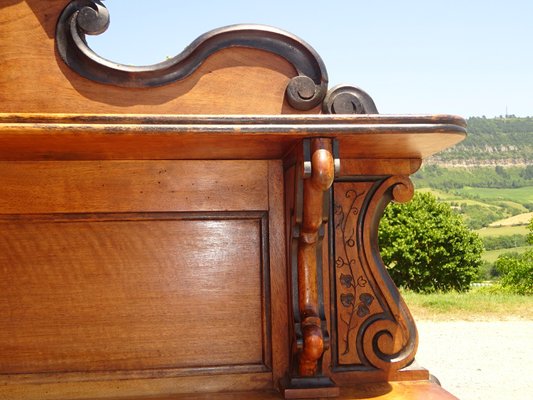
(55, 1), (329, 110)
(331, 176), (418, 373)
(322, 85), (378, 115)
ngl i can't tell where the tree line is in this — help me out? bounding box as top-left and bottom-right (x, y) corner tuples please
(413, 165), (533, 191)
(431, 116), (533, 163)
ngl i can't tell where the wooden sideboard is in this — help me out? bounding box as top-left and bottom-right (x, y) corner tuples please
(1, 2), (462, 399)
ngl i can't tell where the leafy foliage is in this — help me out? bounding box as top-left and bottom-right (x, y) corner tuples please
(495, 250), (533, 295)
(494, 218), (533, 295)
(378, 192), (483, 293)
(482, 234), (528, 250)
(529, 218), (533, 245)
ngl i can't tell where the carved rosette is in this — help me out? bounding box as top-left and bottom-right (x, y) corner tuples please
(332, 176), (418, 372)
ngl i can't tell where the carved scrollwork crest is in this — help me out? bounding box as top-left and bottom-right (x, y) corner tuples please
(55, 0), (330, 110)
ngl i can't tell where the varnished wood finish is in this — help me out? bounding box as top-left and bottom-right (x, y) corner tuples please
(0, 161), (268, 213)
(297, 139), (335, 377)
(0, 3), (465, 399)
(0, 113), (466, 161)
(0, 160), (278, 398)
(328, 177), (420, 381)
(268, 161), (291, 386)
(0, 1), (303, 115)
(0, 381), (457, 400)
(0, 217), (266, 374)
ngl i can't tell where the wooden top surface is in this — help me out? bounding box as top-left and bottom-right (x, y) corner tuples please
(72, 381), (458, 400)
(0, 113), (466, 161)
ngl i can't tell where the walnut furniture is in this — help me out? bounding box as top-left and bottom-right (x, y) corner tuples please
(0, 1), (463, 399)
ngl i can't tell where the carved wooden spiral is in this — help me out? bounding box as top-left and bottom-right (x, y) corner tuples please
(359, 176), (417, 371)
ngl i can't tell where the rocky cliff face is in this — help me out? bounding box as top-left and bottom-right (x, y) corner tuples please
(426, 117), (533, 167)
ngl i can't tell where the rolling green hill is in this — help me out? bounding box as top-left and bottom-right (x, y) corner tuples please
(411, 117), (532, 280)
(430, 116), (533, 164)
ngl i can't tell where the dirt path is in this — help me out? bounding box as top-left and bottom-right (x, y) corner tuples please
(415, 320), (533, 400)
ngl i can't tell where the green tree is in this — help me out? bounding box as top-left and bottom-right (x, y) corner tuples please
(378, 192), (483, 293)
(495, 218), (533, 295)
(495, 250), (533, 295)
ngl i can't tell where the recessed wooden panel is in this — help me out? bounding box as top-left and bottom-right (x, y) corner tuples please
(0, 160), (268, 213)
(0, 215), (267, 374)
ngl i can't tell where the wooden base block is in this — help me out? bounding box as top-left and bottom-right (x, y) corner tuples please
(279, 376), (340, 399)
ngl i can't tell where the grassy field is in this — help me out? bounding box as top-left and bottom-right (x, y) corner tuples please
(488, 212), (533, 226)
(417, 187), (460, 200)
(497, 201), (530, 214)
(482, 246), (530, 263)
(454, 186), (533, 204)
(476, 225), (529, 237)
(402, 288), (533, 321)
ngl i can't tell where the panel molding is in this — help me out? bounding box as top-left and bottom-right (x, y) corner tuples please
(0, 211), (272, 384)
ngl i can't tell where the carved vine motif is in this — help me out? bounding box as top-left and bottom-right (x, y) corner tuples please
(334, 189), (374, 356)
(332, 178), (419, 372)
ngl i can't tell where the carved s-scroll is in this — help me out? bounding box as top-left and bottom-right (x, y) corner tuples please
(333, 176), (418, 372)
(55, 0), (328, 110)
(360, 176), (417, 371)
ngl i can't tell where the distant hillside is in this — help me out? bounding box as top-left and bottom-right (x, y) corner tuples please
(428, 116), (533, 165)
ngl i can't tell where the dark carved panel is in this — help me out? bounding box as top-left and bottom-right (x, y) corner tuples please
(331, 177), (418, 372)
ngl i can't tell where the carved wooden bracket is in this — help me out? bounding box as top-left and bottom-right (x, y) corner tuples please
(331, 176), (418, 373)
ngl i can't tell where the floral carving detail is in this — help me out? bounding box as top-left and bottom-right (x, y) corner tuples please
(360, 293), (374, 306)
(340, 293), (355, 307)
(335, 188), (376, 355)
(356, 293), (375, 317)
(340, 274), (354, 288)
(356, 304), (370, 317)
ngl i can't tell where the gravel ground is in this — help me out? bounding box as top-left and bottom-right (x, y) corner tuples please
(415, 320), (533, 400)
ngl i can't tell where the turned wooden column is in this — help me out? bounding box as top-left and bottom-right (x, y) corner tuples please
(297, 138), (334, 377)
(282, 138), (339, 399)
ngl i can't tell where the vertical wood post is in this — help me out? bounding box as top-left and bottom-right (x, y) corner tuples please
(297, 138), (334, 376)
(282, 138), (339, 398)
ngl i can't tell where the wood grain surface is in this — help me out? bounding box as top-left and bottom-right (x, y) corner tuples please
(0, 114), (466, 161)
(0, 160), (268, 213)
(0, 159), (278, 398)
(0, 381), (457, 400)
(0, 1), (305, 115)
(0, 2), (465, 399)
(0, 216), (266, 373)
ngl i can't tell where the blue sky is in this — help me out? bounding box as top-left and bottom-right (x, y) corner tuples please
(89, 0), (533, 117)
